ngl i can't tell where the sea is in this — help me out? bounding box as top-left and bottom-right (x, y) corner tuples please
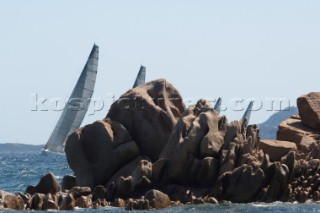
(1, 152), (320, 212)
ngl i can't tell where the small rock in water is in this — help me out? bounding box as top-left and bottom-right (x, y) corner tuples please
(59, 194), (76, 210)
(76, 195), (92, 208)
(26, 173), (60, 195)
(70, 186), (91, 199)
(144, 189), (171, 210)
(92, 185), (107, 201)
(0, 191), (24, 210)
(61, 174), (77, 191)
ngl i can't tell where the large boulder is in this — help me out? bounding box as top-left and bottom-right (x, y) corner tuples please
(258, 140), (297, 161)
(277, 116), (317, 152)
(65, 119), (141, 188)
(297, 92), (320, 131)
(107, 79), (185, 161)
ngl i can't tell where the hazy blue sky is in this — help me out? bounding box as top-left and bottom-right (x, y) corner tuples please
(0, 0), (319, 144)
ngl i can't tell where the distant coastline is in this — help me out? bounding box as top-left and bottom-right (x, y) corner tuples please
(0, 143), (43, 153)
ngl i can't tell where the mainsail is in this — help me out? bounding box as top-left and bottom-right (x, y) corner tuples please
(43, 44), (99, 154)
(132, 65), (146, 88)
(241, 101), (254, 126)
(213, 97), (222, 113)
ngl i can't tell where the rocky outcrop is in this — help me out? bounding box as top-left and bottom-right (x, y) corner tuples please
(277, 116), (318, 152)
(65, 79), (185, 190)
(297, 92), (320, 131)
(276, 93), (320, 156)
(215, 165), (265, 202)
(107, 79), (186, 161)
(258, 140), (297, 161)
(6, 83), (320, 210)
(270, 92), (320, 202)
(65, 79), (320, 206)
(159, 99), (224, 186)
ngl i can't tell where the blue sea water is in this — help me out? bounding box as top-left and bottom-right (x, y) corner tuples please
(1, 152), (320, 212)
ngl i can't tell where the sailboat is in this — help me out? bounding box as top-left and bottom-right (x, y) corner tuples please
(42, 44), (99, 155)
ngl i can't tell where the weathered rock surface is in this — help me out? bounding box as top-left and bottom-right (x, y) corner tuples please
(76, 195), (92, 208)
(217, 165), (265, 202)
(258, 140), (297, 161)
(297, 92), (320, 131)
(277, 116), (317, 152)
(7, 83), (320, 210)
(107, 79), (186, 161)
(66, 79), (305, 205)
(159, 99), (224, 186)
(41, 194), (58, 210)
(65, 119), (141, 188)
(65, 79), (185, 190)
(29, 193), (45, 210)
(59, 194), (76, 210)
(144, 189), (171, 209)
(61, 174), (77, 191)
(26, 173), (60, 195)
(70, 186), (91, 199)
(0, 190), (24, 210)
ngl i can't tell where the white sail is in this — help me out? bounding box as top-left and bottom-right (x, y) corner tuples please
(43, 44), (99, 154)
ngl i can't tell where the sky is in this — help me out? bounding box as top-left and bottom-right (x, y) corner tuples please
(0, 0), (319, 144)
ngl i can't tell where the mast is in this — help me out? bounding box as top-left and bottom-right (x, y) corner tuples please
(132, 65), (146, 88)
(44, 44), (99, 154)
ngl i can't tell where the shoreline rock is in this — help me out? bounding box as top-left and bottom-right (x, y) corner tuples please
(62, 85), (320, 207)
(3, 81), (320, 211)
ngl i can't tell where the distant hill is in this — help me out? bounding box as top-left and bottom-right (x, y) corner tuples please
(0, 143), (43, 153)
(258, 106), (299, 140)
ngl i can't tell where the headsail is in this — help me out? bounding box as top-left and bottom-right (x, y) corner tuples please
(213, 97), (222, 113)
(241, 101), (254, 126)
(132, 65), (146, 88)
(43, 44), (99, 154)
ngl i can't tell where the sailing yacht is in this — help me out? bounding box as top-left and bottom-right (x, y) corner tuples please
(42, 44), (99, 155)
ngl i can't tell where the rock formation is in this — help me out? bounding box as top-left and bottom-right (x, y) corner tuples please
(3, 83), (320, 211)
(63, 83), (320, 208)
(277, 93), (320, 154)
(297, 92), (320, 131)
(107, 79), (186, 161)
(258, 140), (297, 161)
